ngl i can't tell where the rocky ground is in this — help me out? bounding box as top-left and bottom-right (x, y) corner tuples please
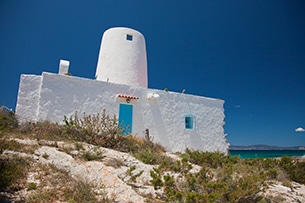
(1, 138), (305, 203)
(263, 182), (305, 203)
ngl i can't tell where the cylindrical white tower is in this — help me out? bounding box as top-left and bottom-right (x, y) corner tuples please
(95, 27), (148, 88)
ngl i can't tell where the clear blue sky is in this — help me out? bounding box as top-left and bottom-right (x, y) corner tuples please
(1, 0), (304, 147)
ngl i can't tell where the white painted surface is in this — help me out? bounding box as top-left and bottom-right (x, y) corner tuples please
(16, 72), (228, 153)
(95, 27), (148, 88)
(58, 60), (70, 75)
(15, 74), (42, 123)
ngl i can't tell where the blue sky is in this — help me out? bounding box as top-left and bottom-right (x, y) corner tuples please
(1, 0), (304, 147)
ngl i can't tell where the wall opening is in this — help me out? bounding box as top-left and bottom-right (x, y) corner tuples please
(119, 104), (133, 135)
(185, 115), (195, 129)
(126, 34), (133, 41)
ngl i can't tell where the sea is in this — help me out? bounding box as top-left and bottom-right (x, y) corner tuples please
(229, 150), (305, 159)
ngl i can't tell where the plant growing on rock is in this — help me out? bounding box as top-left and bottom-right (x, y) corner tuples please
(148, 149), (295, 202)
(120, 165), (144, 184)
(81, 147), (105, 161)
(150, 167), (163, 189)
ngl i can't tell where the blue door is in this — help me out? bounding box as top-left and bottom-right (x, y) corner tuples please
(119, 104), (133, 135)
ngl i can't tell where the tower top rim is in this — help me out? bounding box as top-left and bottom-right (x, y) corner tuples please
(104, 27), (144, 36)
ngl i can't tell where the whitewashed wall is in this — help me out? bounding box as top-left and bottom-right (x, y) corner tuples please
(95, 27), (148, 88)
(16, 72), (228, 153)
(15, 74), (42, 123)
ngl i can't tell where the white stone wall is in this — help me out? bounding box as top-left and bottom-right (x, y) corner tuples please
(16, 72), (228, 153)
(15, 74), (42, 123)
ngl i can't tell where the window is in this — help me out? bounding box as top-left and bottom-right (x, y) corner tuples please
(185, 116), (195, 129)
(126, 34), (133, 41)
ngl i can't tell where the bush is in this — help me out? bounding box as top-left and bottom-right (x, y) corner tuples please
(159, 158), (192, 173)
(184, 148), (227, 168)
(279, 157), (305, 184)
(63, 110), (124, 148)
(148, 148), (297, 202)
(0, 108), (18, 135)
(150, 168), (163, 189)
(0, 156), (29, 191)
(0, 139), (23, 154)
(135, 151), (157, 164)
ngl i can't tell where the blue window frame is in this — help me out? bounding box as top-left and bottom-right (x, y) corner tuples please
(185, 115), (195, 129)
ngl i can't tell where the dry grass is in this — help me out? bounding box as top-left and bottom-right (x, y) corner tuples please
(104, 157), (126, 168)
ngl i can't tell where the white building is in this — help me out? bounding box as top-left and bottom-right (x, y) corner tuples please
(16, 27), (229, 153)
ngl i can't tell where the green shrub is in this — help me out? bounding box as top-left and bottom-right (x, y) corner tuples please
(286, 161), (305, 184)
(261, 158), (278, 169)
(150, 168), (163, 189)
(135, 151), (157, 164)
(0, 156), (29, 190)
(184, 191), (204, 203)
(183, 148), (226, 168)
(0, 108), (18, 134)
(148, 150), (290, 202)
(159, 158), (192, 174)
(0, 139), (24, 154)
(166, 189), (183, 202)
(279, 156), (305, 184)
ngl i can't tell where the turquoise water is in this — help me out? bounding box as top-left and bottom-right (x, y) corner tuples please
(229, 150), (305, 159)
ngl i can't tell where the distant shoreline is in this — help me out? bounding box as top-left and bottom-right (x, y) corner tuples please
(230, 148), (305, 151)
(229, 149), (305, 159)
(230, 145), (305, 150)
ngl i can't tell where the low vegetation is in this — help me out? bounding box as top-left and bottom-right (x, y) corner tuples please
(24, 162), (100, 203)
(1, 108), (305, 202)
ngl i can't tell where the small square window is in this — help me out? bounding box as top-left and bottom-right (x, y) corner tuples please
(126, 34), (133, 41)
(185, 116), (195, 129)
